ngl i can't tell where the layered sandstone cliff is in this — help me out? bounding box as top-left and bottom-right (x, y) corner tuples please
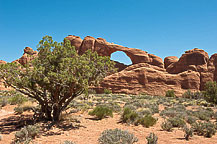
(1, 35), (216, 96)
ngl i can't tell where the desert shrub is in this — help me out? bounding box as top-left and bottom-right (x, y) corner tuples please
(145, 104), (159, 114)
(135, 115), (157, 128)
(183, 90), (204, 99)
(88, 89), (96, 94)
(138, 109), (152, 116)
(183, 126), (193, 140)
(98, 128), (138, 144)
(63, 140), (76, 144)
(104, 89), (112, 94)
(203, 123), (216, 138)
(161, 121), (173, 132)
(165, 90), (175, 97)
(104, 102), (122, 113)
(88, 105), (113, 119)
(192, 121), (216, 138)
(192, 108), (214, 121)
(186, 116), (197, 124)
(14, 101), (35, 114)
(14, 124), (40, 144)
(0, 97), (8, 107)
(214, 112), (217, 121)
(8, 93), (28, 105)
(121, 107), (139, 124)
(160, 105), (187, 118)
(203, 81), (217, 104)
(168, 117), (186, 128)
(146, 133), (158, 144)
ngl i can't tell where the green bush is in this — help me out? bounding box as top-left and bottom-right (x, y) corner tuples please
(192, 121), (216, 138)
(146, 133), (158, 144)
(0, 98), (8, 107)
(168, 117), (186, 128)
(14, 124), (40, 143)
(192, 108), (214, 121)
(203, 81), (217, 104)
(8, 94), (28, 105)
(104, 89), (112, 94)
(98, 128), (138, 144)
(88, 105), (113, 119)
(165, 90), (175, 97)
(135, 115), (157, 128)
(183, 126), (193, 141)
(161, 121), (173, 132)
(186, 116), (197, 124)
(121, 107), (139, 124)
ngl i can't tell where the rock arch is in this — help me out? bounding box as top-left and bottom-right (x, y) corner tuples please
(65, 35), (164, 68)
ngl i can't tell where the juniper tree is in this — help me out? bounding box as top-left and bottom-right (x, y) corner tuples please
(0, 36), (115, 121)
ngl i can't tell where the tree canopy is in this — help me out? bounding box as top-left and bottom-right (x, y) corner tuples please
(0, 36), (116, 121)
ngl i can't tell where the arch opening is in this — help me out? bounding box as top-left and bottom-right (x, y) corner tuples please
(111, 51), (132, 65)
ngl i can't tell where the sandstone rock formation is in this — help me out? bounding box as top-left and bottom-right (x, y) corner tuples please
(65, 35), (164, 68)
(13, 47), (38, 66)
(1, 35), (217, 96)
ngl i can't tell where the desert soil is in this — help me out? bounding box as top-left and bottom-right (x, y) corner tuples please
(0, 105), (217, 144)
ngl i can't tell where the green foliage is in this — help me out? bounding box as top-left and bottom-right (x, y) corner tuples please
(192, 107), (214, 121)
(98, 128), (138, 144)
(192, 121), (216, 138)
(168, 117), (186, 128)
(0, 35), (115, 121)
(135, 115), (157, 128)
(14, 124), (40, 144)
(104, 89), (112, 94)
(183, 126), (193, 141)
(182, 90), (203, 99)
(0, 97), (8, 107)
(161, 121), (173, 132)
(8, 94), (28, 105)
(186, 116), (197, 124)
(121, 107), (139, 124)
(146, 133), (158, 144)
(88, 105), (113, 119)
(203, 81), (217, 104)
(165, 90), (175, 97)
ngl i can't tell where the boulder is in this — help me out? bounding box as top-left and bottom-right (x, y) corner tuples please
(0, 60), (6, 65)
(164, 56), (178, 69)
(166, 48), (209, 74)
(65, 35), (83, 52)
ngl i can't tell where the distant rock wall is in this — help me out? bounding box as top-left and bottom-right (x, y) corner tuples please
(1, 35), (217, 96)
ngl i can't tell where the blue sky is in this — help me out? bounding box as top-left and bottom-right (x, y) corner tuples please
(0, 0), (217, 65)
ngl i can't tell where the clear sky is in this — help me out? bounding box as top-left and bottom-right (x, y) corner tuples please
(0, 0), (217, 65)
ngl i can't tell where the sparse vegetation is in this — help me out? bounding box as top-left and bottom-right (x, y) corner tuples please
(203, 81), (217, 104)
(165, 90), (175, 97)
(167, 117), (186, 128)
(183, 126), (193, 140)
(63, 140), (76, 144)
(161, 121), (173, 132)
(135, 115), (157, 128)
(14, 124), (40, 144)
(104, 89), (112, 94)
(98, 128), (138, 144)
(192, 121), (216, 138)
(88, 105), (113, 119)
(146, 133), (158, 144)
